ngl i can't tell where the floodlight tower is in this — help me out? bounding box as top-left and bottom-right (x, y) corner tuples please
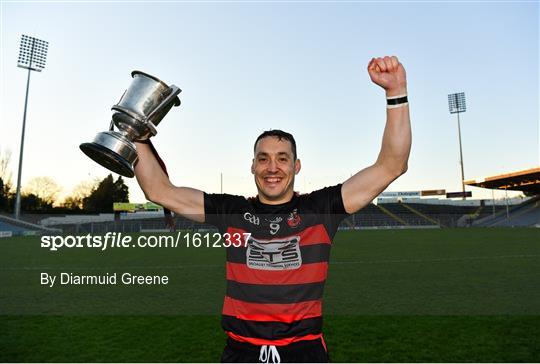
(448, 92), (467, 200)
(14, 35), (49, 220)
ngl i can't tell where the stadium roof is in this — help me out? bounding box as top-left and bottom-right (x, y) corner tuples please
(464, 167), (540, 196)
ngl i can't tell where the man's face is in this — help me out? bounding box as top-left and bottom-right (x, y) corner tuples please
(251, 136), (301, 204)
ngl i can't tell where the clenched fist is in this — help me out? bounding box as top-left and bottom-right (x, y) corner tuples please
(368, 56), (407, 97)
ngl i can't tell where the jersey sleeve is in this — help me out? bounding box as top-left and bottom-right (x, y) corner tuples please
(204, 193), (246, 233)
(306, 184), (349, 238)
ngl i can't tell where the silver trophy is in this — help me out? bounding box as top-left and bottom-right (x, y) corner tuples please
(80, 71), (181, 178)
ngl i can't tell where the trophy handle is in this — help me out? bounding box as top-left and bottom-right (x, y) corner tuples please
(117, 89), (127, 105)
(145, 120), (158, 137)
(145, 85), (181, 122)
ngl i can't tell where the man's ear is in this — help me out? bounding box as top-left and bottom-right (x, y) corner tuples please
(295, 159), (301, 175)
(251, 159), (255, 174)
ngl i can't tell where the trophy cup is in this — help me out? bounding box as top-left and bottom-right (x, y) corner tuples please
(80, 71), (181, 178)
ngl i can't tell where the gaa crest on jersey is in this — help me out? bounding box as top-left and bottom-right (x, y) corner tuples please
(243, 212), (260, 226)
(246, 236), (302, 270)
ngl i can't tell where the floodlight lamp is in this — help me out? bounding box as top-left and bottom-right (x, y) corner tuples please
(448, 92), (466, 114)
(17, 34), (49, 72)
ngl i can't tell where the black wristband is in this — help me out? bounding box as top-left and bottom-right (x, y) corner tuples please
(386, 96), (408, 106)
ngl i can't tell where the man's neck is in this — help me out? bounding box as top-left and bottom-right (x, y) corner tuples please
(257, 190), (295, 205)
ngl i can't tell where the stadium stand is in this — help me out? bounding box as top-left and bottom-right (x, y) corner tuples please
(0, 214), (62, 237)
(0, 220), (29, 236)
(343, 203), (406, 228)
(41, 212), (211, 234)
(402, 202), (477, 227)
(465, 167), (540, 197)
(37, 197), (532, 233)
(29, 165), (540, 232)
(465, 167), (540, 227)
(342, 201), (480, 229)
(473, 195), (540, 227)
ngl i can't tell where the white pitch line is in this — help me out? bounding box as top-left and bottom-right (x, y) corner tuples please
(2, 254), (540, 271)
(0, 264), (224, 271)
(331, 254), (540, 265)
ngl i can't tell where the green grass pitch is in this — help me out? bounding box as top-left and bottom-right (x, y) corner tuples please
(1, 228), (539, 362)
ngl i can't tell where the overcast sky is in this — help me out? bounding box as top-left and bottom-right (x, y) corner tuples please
(1, 1), (537, 203)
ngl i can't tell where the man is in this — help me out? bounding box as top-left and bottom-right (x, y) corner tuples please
(134, 56), (411, 363)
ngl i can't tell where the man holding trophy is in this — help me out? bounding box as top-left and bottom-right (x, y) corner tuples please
(82, 55), (411, 362)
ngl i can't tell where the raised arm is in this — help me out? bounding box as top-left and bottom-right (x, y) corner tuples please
(342, 56), (412, 214)
(134, 142), (205, 223)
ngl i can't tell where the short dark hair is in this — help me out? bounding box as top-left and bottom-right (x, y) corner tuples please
(254, 129), (297, 160)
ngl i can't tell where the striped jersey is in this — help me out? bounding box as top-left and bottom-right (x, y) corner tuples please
(204, 184), (347, 346)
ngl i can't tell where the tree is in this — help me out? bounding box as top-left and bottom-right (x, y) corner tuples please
(0, 148), (13, 211)
(61, 179), (97, 210)
(83, 174), (129, 212)
(21, 193), (51, 212)
(22, 177), (62, 206)
(62, 196), (83, 211)
(0, 177), (11, 211)
(113, 176), (129, 203)
(0, 147), (12, 189)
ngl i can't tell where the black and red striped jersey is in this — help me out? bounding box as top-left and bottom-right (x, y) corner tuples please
(204, 184), (348, 346)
